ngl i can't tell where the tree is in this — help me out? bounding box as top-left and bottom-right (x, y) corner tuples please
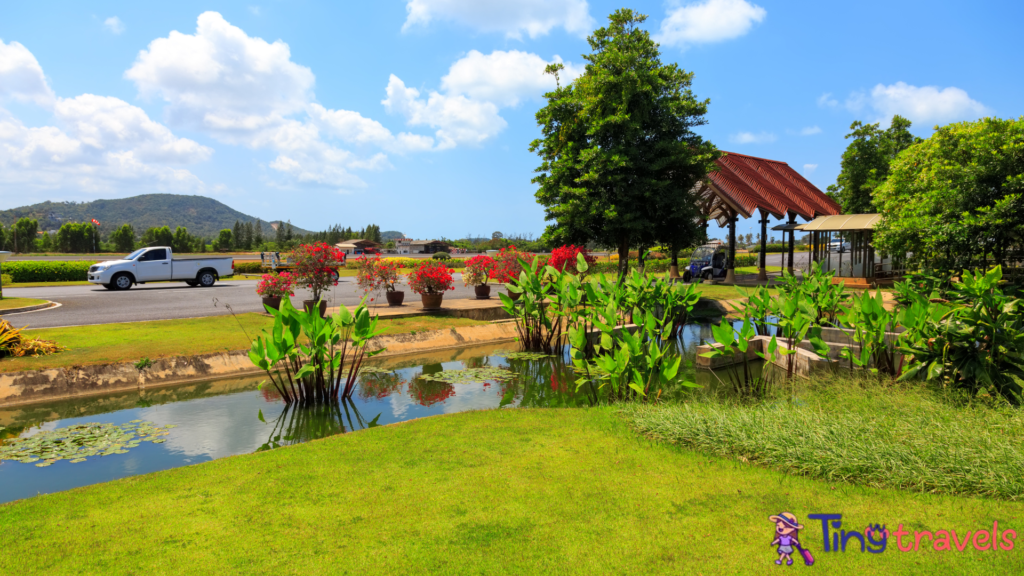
(827, 115), (921, 214)
(110, 224), (136, 252)
(232, 220), (242, 250)
(172, 227), (195, 253)
(12, 217), (38, 253)
(875, 116), (1024, 272)
(285, 221), (294, 242)
(56, 222), (96, 253)
(141, 226), (175, 248)
(531, 9), (719, 277)
(254, 220), (264, 247)
(40, 232), (53, 252)
(275, 222), (285, 246)
(216, 229), (234, 251)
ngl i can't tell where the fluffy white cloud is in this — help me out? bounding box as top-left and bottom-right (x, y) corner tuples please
(104, 16), (125, 35)
(382, 75), (507, 149)
(0, 39), (55, 106)
(125, 11), (315, 139)
(441, 50), (583, 107)
(656, 0), (766, 49)
(800, 126), (821, 136)
(307, 104), (435, 153)
(863, 82), (991, 125)
(402, 0), (593, 39)
(729, 131), (776, 144)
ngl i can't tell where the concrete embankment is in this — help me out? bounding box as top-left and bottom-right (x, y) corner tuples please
(0, 322), (519, 408)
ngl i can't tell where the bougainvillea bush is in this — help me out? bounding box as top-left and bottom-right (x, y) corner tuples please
(356, 255), (401, 294)
(291, 242), (345, 302)
(491, 245), (536, 284)
(407, 261), (455, 295)
(462, 255), (495, 287)
(548, 245), (596, 276)
(255, 272), (297, 298)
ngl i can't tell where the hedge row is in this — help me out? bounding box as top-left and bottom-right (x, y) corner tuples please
(749, 243), (810, 253)
(4, 261), (97, 283)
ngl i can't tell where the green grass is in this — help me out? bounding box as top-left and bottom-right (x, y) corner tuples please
(0, 297), (48, 310)
(621, 376), (1024, 500)
(0, 408), (1019, 574)
(2, 313), (487, 372)
(735, 265), (783, 274)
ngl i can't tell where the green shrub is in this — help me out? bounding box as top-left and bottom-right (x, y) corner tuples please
(4, 261), (97, 283)
(432, 252), (451, 260)
(749, 243), (809, 253)
(1, 274), (10, 285)
(233, 261), (263, 274)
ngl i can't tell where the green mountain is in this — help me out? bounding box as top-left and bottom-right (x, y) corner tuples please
(0, 194), (311, 239)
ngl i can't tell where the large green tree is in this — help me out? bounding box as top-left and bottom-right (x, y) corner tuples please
(12, 217), (38, 253)
(827, 115), (921, 214)
(141, 226), (175, 248)
(531, 9), (719, 277)
(110, 224), (136, 252)
(874, 116), (1024, 271)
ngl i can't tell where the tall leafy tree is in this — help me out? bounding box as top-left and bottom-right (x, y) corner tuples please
(531, 9), (718, 277)
(254, 220), (264, 247)
(875, 116), (1024, 272)
(828, 115), (921, 214)
(12, 217), (38, 253)
(141, 226), (175, 247)
(110, 224), (136, 252)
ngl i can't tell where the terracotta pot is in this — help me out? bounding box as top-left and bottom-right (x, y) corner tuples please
(261, 296), (282, 311)
(386, 290), (405, 306)
(421, 293), (444, 310)
(474, 284), (491, 299)
(303, 300), (327, 317)
(506, 288), (522, 301)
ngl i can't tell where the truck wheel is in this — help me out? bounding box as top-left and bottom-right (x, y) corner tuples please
(197, 271), (216, 287)
(112, 273), (133, 290)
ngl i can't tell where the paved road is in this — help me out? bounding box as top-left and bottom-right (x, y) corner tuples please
(5, 276), (482, 328)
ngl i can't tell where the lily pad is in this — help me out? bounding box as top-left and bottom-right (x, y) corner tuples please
(418, 367), (517, 385)
(360, 367), (394, 375)
(503, 352), (556, 361)
(0, 421), (176, 466)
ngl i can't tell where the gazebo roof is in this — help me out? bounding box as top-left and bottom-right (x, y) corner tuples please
(698, 152), (841, 226)
(796, 213), (882, 231)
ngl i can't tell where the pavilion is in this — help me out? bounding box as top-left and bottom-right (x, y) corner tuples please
(694, 151), (841, 282)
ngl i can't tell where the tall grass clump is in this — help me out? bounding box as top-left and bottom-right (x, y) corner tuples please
(619, 374), (1024, 500)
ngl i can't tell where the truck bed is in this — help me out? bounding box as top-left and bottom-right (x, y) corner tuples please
(171, 256), (233, 261)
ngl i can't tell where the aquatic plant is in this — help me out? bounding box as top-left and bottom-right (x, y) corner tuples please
(0, 421), (175, 467)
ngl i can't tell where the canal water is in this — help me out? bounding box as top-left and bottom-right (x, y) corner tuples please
(0, 324), (725, 504)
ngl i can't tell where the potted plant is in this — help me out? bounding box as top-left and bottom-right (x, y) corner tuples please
(292, 242), (345, 317)
(463, 255), (495, 299)
(492, 245), (535, 300)
(255, 271), (296, 311)
(407, 261), (454, 309)
(357, 255), (404, 306)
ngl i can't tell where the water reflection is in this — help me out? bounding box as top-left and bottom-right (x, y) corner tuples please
(257, 399), (380, 451)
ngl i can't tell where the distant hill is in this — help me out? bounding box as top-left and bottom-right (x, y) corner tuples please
(380, 230), (405, 241)
(0, 194), (312, 239)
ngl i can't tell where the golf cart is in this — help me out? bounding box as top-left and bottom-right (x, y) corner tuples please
(682, 243), (728, 282)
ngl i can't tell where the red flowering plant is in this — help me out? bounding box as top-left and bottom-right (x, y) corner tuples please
(491, 245), (536, 284)
(407, 261), (455, 295)
(462, 255), (495, 287)
(255, 271), (296, 298)
(548, 244), (596, 277)
(291, 242), (345, 303)
(356, 255), (401, 294)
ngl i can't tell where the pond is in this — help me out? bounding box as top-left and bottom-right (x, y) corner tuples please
(0, 324), (726, 504)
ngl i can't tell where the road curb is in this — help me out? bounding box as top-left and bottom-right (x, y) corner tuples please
(0, 301), (59, 316)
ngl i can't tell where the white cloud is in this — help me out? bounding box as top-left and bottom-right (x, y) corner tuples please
(817, 92), (838, 108)
(729, 131), (776, 144)
(382, 75), (507, 149)
(104, 16), (125, 35)
(656, 0), (766, 49)
(800, 126), (821, 136)
(864, 82), (991, 125)
(803, 163), (817, 174)
(307, 104), (435, 154)
(402, 0), (594, 39)
(0, 39), (55, 106)
(0, 42), (209, 197)
(440, 50), (583, 107)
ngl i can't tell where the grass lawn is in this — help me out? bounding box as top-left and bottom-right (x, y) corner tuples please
(2, 313), (487, 372)
(0, 297), (49, 310)
(735, 265), (783, 274)
(0, 408), (1019, 574)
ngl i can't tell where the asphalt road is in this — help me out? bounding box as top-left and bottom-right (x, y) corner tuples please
(5, 276), (482, 329)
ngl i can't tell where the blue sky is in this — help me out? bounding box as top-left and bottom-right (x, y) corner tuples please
(1, 1), (1020, 241)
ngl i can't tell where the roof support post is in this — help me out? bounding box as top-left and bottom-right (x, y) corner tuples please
(787, 212), (797, 276)
(725, 215), (737, 284)
(757, 210), (769, 282)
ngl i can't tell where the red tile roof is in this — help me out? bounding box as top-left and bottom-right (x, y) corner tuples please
(699, 151), (841, 226)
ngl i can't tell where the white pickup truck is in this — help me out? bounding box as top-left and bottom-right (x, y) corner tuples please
(87, 247), (234, 290)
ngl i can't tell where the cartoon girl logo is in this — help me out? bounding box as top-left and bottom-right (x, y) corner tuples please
(769, 512), (814, 566)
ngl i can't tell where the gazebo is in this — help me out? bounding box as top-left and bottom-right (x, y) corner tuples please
(795, 213), (896, 288)
(695, 152), (841, 282)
